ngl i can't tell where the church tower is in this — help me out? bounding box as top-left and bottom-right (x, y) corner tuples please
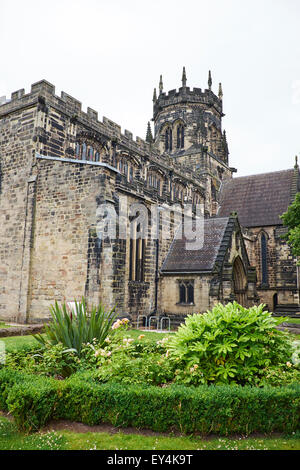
(152, 68), (234, 214)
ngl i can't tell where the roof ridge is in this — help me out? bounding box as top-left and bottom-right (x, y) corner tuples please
(229, 168), (294, 181)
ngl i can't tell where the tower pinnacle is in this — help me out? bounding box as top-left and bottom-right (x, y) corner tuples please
(218, 83), (223, 100)
(208, 70), (212, 91)
(159, 75), (163, 94)
(146, 121), (154, 144)
(153, 88), (157, 103)
(182, 66), (187, 87)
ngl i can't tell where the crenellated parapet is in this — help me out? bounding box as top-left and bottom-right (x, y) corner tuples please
(151, 68), (230, 183)
(153, 86), (223, 120)
(0, 79), (207, 210)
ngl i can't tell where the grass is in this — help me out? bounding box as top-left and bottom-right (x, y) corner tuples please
(0, 334), (41, 352)
(0, 327), (299, 451)
(0, 416), (299, 450)
(0, 322), (12, 329)
(0, 328), (172, 352)
(282, 317), (300, 325)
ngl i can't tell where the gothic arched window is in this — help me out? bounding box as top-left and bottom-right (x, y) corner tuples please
(177, 124), (184, 149)
(75, 142), (80, 158)
(165, 129), (169, 151)
(82, 143), (87, 160)
(261, 233), (268, 285)
(178, 280), (194, 304)
(165, 127), (172, 151)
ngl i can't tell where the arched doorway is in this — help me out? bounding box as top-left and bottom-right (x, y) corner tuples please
(233, 257), (248, 306)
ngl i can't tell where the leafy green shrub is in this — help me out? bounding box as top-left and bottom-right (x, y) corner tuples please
(34, 298), (117, 356)
(6, 376), (59, 433)
(257, 364), (300, 387)
(95, 352), (174, 385)
(291, 340), (300, 366)
(167, 303), (293, 385)
(1, 369), (299, 435)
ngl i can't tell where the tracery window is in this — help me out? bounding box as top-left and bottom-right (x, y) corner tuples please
(177, 124), (184, 149)
(165, 127), (172, 151)
(74, 142), (102, 162)
(75, 142), (80, 158)
(178, 280), (194, 305)
(148, 171), (162, 194)
(129, 222), (146, 282)
(88, 147), (94, 161)
(261, 233), (268, 285)
(82, 143), (87, 160)
(129, 167), (134, 182)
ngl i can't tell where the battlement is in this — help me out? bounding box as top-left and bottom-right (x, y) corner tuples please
(153, 86), (222, 118)
(0, 79), (156, 152)
(0, 78), (219, 193)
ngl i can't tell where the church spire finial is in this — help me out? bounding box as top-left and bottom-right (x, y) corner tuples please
(153, 87), (157, 103)
(182, 66), (187, 87)
(159, 75), (163, 94)
(295, 155), (299, 169)
(208, 70), (212, 91)
(146, 121), (154, 144)
(218, 83), (223, 100)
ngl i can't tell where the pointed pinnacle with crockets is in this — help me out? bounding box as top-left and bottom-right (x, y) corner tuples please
(146, 121), (154, 144)
(153, 88), (157, 103)
(182, 66), (187, 87)
(159, 75), (163, 94)
(208, 70), (212, 90)
(218, 83), (223, 100)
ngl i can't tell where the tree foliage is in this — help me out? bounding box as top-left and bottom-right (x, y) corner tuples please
(281, 192), (300, 259)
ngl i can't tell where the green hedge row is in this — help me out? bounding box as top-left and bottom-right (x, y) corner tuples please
(0, 368), (299, 435)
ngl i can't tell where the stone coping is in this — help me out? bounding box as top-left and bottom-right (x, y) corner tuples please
(0, 324), (44, 338)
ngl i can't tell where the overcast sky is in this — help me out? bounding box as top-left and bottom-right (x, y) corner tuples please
(1, 0), (300, 176)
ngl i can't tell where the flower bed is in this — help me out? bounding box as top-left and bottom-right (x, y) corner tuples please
(1, 301), (300, 435)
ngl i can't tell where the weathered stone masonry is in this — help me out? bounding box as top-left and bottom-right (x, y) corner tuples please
(0, 70), (299, 324)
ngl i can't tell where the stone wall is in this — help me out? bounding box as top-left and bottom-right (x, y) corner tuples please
(243, 225), (299, 311)
(0, 100), (37, 322)
(160, 274), (212, 316)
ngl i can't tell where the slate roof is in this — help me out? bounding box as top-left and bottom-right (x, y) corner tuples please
(218, 169), (298, 228)
(161, 217), (229, 273)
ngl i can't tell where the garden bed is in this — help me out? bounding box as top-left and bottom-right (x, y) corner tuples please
(0, 368), (299, 436)
(0, 301), (299, 438)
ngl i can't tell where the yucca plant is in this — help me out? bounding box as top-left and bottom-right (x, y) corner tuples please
(34, 298), (117, 356)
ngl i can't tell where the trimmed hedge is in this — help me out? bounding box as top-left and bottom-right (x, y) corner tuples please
(0, 368), (299, 435)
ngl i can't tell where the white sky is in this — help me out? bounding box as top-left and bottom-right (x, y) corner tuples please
(1, 0), (300, 176)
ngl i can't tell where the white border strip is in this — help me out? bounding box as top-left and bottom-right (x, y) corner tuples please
(36, 152), (120, 174)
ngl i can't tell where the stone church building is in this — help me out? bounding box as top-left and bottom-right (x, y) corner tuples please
(0, 69), (299, 324)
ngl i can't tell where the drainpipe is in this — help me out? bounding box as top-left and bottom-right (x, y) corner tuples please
(153, 207), (165, 316)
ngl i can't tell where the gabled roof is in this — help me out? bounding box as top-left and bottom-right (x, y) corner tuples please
(161, 217), (229, 273)
(218, 168), (299, 228)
